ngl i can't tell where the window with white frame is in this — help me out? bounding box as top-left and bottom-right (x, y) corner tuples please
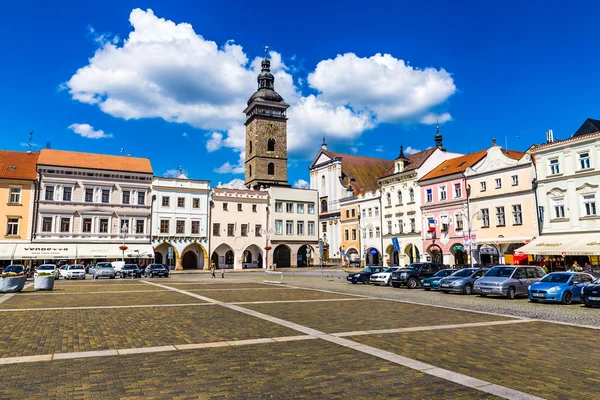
(60, 217), (71, 233)
(376, 227), (381, 237)
(386, 193), (392, 206)
(512, 204), (522, 225)
(63, 187), (72, 202)
(549, 158), (560, 175)
(426, 188), (433, 202)
(583, 194), (597, 216)
(538, 206), (544, 223)
(176, 220), (185, 234)
(398, 219), (403, 233)
(495, 178), (502, 189)
(9, 187), (21, 204)
(409, 188), (415, 202)
(82, 218), (92, 233)
(286, 220), (294, 235)
(454, 183), (462, 198)
(286, 203), (294, 213)
(161, 196), (170, 207)
(275, 220), (283, 235)
(101, 189), (110, 203)
(496, 207), (505, 226)
(352, 229), (356, 240)
(344, 229), (349, 241)
(297, 203), (304, 213)
(362, 209), (366, 218)
(369, 228), (373, 238)
(579, 152), (591, 170)
(439, 185), (447, 201)
(480, 181), (487, 192)
(308, 203), (315, 214)
(178, 197), (185, 208)
(368, 208), (372, 217)
(241, 224), (248, 237)
(275, 202), (283, 212)
(297, 221), (304, 235)
(397, 191), (403, 204)
(160, 220), (169, 234)
(552, 198), (565, 219)
(455, 214), (464, 231)
(6, 218), (19, 236)
(99, 218), (109, 233)
(374, 207), (379, 216)
(410, 218), (416, 232)
(308, 221), (315, 235)
(227, 223), (234, 236)
(122, 190), (130, 204)
(45, 186), (54, 201)
(512, 175), (519, 186)
(387, 220), (392, 235)
(42, 217), (52, 232)
(481, 209), (490, 228)
(137, 219), (146, 234)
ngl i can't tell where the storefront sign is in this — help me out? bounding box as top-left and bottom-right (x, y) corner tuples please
(13, 245), (77, 260)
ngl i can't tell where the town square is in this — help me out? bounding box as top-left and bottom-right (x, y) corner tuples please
(1, 1), (600, 398)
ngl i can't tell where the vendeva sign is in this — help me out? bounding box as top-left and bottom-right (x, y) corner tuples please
(14, 245), (77, 259)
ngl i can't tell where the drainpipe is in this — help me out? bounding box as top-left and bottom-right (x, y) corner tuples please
(149, 194), (156, 264)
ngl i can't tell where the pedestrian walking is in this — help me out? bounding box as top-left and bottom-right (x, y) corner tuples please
(584, 261), (592, 274)
(572, 260), (581, 272)
(221, 268), (225, 279)
(211, 265), (216, 278)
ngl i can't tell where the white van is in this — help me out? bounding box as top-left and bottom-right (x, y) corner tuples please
(110, 261), (125, 272)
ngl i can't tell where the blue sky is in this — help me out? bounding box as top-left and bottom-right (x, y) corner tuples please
(1, 0), (599, 186)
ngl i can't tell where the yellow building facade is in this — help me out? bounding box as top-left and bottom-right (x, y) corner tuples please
(339, 201), (360, 264)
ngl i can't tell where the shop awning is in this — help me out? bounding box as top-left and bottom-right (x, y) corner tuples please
(76, 243), (154, 259)
(514, 233), (600, 256)
(0, 244), (16, 260)
(13, 244), (78, 260)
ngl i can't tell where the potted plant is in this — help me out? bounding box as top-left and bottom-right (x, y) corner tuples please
(34, 272), (55, 291)
(0, 271), (26, 293)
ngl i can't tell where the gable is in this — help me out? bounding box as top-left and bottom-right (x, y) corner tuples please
(309, 150), (336, 170)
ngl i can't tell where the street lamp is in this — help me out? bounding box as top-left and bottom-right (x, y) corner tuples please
(259, 227), (273, 269)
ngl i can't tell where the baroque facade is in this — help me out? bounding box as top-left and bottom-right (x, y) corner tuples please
(151, 172), (210, 270)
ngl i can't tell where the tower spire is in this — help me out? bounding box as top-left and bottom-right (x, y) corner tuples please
(434, 121), (446, 151)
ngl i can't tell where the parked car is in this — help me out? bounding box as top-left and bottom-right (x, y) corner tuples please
(58, 265), (69, 279)
(439, 268), (487, 295)
(390, 263), (444, 289)
(3, 265), (25, 276)
(474, 266), (546, 299)
(34, 264), (59, 279)
(370, 267), (401, 286)
(93, 264), (116, 279)
(420, 269), (456, 290)
(144, 264), (170, 278)
(529, 272), (594, 304)
(346, 266), (385, 284)
(64, 265), (86, 280)
(582, 277), (600, 307)
(118, 264), (142, 278)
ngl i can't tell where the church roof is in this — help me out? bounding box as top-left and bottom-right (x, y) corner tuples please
(247, 56), (286, 106)
(380, 148), (437, 179)
(322, 150), (393, 195)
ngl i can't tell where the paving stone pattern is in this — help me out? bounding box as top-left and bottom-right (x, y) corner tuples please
(0, 306), (298, 358)
(24, 282), (164, 293)
(189, 288), (360, 303)
(352, 321), (600, 400)
(0, 290), (205, 309)
(245, 299), (515, 334)
(164, 282), (289, 290)
(0, 340), (499, 399)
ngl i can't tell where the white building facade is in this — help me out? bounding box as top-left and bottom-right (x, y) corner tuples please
(151, 173), (210, 270)
(340, 191), (383, 266)
(518, 123), (600, 269)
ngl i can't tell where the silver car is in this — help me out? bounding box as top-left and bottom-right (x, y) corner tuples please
(474, 265), (546, 299)
(93, 264), (116, 279)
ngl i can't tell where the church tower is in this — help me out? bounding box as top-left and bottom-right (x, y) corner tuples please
(243, 51), (290, 189)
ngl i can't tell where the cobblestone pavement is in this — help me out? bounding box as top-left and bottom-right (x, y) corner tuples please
(1, 274), (598, 399)
(0, 341), (498, 400)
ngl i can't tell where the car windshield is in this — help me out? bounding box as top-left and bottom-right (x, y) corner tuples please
(96, 263), (111, 268)
(69, 266), (84, 270)
(451, 269), (477, 277)
(38, 265), (55, 270)
(435, 269), (455, 277)
(150, 265), (164, 270)
(540, 273), (571, 284)
(124, 265), (137, 270)
(98, 265), (113, 269)
(484, 267), (515, 277)
(4, 266), (23, 273)
(383, 267), (398, 273)
(405, 264), (424, 270)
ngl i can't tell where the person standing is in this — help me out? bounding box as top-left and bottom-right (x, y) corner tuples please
(211, 265), (216, 278)
(221, 267), (225, 279)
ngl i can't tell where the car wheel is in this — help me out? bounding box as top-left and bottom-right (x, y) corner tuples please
(110, 276), (115, 279)
(362, 277), (369, 284)
(463, 284), (473, 295)
(407, 278), (418, 289)
(583, 298), (591, 307)
(391, 282), (400, 288)
(479, 294), (487, 297)
(529, 299), (538, 303)
(424, 288), (430, 291)
(506, 286), (516, 300)
(442, 291), (449, 294)
(83, 276), (86, 280)
(561, 291), (573, 305)
(387, 278), (393, 286)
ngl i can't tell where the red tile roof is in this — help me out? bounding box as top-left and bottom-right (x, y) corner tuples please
(38, 149), (153, 174)
(380, 148), (437, 179)
(322, 150), (393, 195)
(0, 150), (39, 180)
(420, 151), (487, 182)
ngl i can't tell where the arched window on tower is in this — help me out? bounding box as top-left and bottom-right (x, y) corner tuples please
(268, 138), (275, 151)
(321, 199), (328, 213)
(268, 163), (275, 175)
(249, 165), (252, 177)
(249, 141), (253, 154)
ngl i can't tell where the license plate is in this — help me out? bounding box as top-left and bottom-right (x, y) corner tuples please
(589, 297), (600, 301)
(481, 289), (490, 293)
(533, 293), (545, 298)
(440, 284), (449, 288)
(423, 283), (430, 286)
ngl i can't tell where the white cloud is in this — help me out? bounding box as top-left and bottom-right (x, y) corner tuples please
(374, 145), (385, 153)
(350, 147), (358, 154)
(308, 53), (456, 124)
(404, 146), (421, 155)
(68, 123), (113, 139)
(214, 152), (245, 174)
(66, 9), (456, 167)
(163, 168), (188, 177)
(420, 112), (452, 125)
(293, 179), (310, 189)
(182, 132), (188, 137)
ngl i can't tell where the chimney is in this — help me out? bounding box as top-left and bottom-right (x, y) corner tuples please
(546, 130), (554, 143)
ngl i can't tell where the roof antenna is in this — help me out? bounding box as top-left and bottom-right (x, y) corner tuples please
(120, 148), (124, 154)
(27, 131), (34, 154)
(264, 45), (269, 54)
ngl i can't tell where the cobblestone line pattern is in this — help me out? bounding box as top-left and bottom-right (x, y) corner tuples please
(0, 306), (298, 358)
(188, 288), (360, 303)
(0, 340), (499, 399)
(352, 321), (600, 400)
(243, 299), (515, 334)
(23, 282), (164, 293)
(163, 282), (289, 290)
(0, 290), (206, 309)
(283, 276), (600, 327)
